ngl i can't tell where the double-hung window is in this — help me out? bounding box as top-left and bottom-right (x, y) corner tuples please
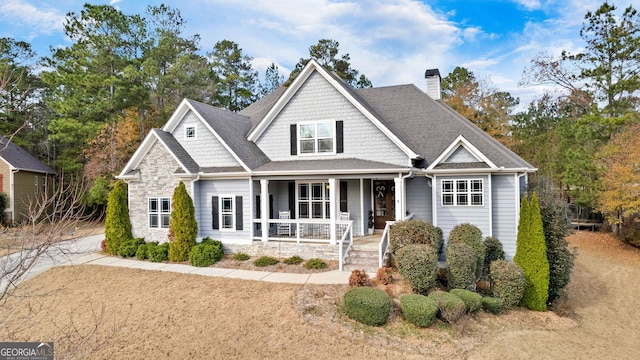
(220, 196), (235, 230)
(212, 195), (243, 231)
(149, 197), (171, 228)
(299, 121), (335, 154)
(297, 182), (330, 219)
(442, 179), (483, 206)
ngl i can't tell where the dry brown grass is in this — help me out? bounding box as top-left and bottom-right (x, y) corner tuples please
(0, 221), (104, 257)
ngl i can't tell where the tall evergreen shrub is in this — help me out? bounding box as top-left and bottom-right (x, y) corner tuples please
(514, 193), (550, 311)
(105, 181), (132, 255)
(0, 192), (7, 225)
(168, 181), (198, 262)
(448, 223), (485, 279)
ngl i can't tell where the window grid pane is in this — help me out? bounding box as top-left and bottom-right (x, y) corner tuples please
(442, 180), (483, 206)
(298, 122), (335, 154)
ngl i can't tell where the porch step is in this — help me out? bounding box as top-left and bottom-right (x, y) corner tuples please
(343, 247), (383, 274)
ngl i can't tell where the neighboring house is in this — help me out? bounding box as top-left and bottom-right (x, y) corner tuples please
(0, 138), (56, 225)
(118, 60), (535, 265)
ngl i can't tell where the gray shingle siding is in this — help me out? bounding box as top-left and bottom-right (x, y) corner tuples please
(196, 179), (251, 243)
(406, 176), (432, 222)
(491, 174), (518, 260)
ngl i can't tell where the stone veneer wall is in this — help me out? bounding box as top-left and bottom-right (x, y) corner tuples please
(128, 140), (192, 243)
(223, 241), (340, 261)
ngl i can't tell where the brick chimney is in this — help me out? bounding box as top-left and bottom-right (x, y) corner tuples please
(424, 69), (441, 100)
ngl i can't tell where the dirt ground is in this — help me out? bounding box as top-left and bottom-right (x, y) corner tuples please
(1, 231), (639, 359)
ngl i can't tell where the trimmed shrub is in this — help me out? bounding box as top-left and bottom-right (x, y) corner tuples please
(283, 255), (304, 265)
(349, 269), (371, 287)
(449, 289), (482, 313)
(449, 223), (485, 279)
(147, 242), (169, 263)
(376, 267), (393, 285)
(400, 294), (439, 327)
(188, 243), (223, 267)
(200, 237), (223, 249)
(343, 287), (391, 326)
(105, 180), (132, 255)
(427, 290), (467, 323)
(254, 256), (279, 267)
(168, 181), (198, 262)
(305, 258), (327, 270)
(514, 194), (549, 311)
(232, 252), (250, 261)
(395, 244), (439, 295)
(445, 242), (476, 290)
(0, 192), (7, 225)
(482, 236), (505, 277)
(390, 219), (444, 254)
(136, 243), (148, 260)
(481, 296), (503, 315)
(117, 238), (145, 258)
(490, 260), (526, 308)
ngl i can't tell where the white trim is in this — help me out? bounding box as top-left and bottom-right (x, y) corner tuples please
(148, 196), (171, 230)
(441, 178), (485, 206)
(359, 178), (365, 235)
(297, 120), (337, 156)
(218, 194), (236, 232)
(428, 135), (498, 170)
(488, 174), (493, 237)
(184, 124), (197, 140)
(118, 130), (191, 177)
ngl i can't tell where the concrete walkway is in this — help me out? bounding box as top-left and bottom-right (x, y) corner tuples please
(6, 234), (350, 286)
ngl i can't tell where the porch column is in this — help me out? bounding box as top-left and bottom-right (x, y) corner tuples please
(329, 178), (337, 245)
(394, 176), (403, 221)
(260, 179), (269, 242)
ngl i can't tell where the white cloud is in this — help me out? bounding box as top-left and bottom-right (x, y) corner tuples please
(0, 0), (65, 36)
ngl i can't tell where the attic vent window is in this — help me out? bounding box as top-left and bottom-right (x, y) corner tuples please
(185, 125), (196, 140)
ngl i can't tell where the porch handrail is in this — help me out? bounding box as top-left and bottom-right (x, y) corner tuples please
(378, 213), (414, 268)
(338, 221), (353, 271)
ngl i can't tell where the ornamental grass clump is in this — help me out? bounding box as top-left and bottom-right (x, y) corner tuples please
(254, 256), (279, 267)
(343, 287), (391, 326)
(427, 290), (467, 323)
(445, 242), (477, 290)
(395, 244), (439, 295)
(283, 255), (304, 265)
(400, 294), (439, 328)
(305, 258), (327, 270)
(490, 260), (526, 308)
(232, 252), (250, 261)
(449, 289), (482, 313)
(448, 223), (485, 279)
(389, 219), (444, 254)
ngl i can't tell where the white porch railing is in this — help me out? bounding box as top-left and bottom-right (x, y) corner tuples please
(251, 219), (353, 244)
(378, 213), (414, 268)
(338, 222), (353, 271)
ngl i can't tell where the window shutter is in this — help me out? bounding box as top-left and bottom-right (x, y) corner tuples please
(212, 196), (219, 229)
(288, 182), (295, 219)
(255, 195), (261, 218)
(340, 181), (348, 212)
(290, 124), (297, 155)
(236, 196), (243, 230)
(336, 121), (344, 153)
(269, 194), (274, 219)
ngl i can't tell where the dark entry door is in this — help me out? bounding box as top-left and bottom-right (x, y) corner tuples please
(373, 180), (395, 229)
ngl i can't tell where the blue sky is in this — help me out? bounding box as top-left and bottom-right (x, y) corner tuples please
(0, 0), (636, 109)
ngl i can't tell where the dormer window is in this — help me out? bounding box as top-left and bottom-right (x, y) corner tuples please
(299, 121), (335, 154)
(185, 125), (196, 140)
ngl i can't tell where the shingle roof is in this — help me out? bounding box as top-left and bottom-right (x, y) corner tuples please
(0, 138), (56, 174)
(152, 129), (199, 173)
(240, 87), (286, 132)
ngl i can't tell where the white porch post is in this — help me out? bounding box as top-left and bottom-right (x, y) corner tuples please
(260, 179), (269, 242)
(394, 176), (403, 221)
(329, 178), (337, 245)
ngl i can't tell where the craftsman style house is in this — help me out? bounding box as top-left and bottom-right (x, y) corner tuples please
(118, 60), (535, 267)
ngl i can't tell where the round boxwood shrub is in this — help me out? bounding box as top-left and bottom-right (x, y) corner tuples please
(147, 242), (169, 263)
(427, 290), (467, 323)
(482, 236), (505, 277)
(232, 252), (250, 261)
(343, 287), (391, 326)
(395, 244), (439, 295)
(449, 223), (485, 279)
(136, 243), (148, 260)
(305, 258), (327, 270)
(283, 255), (304, 265)
(400, 294), (439, 327)
(481, 296), (503, 315)
(449, 289), (482, 313)
(390, 219), (444, 254)
(254, 256), (279, 267)
(188, 243), (223, 267)
(117, 238), (145, 258)
(445, 242), (477, 290)
(200, 237), (223, 249)
(490, 260), (526, 308)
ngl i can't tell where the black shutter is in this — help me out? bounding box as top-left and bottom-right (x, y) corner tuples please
(255, 195), (261, 218)
(290, 124), (297, 155)
(236, 196), (243, 230)
(336, 121), (344, 153)
(288, 182), (295, 219)
(212, 196), (219, 229)
(269, 194), (274, 219)
(340, 181), (348, 212)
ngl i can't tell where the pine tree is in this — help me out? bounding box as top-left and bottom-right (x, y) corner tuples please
(514, 193), (550, 311)
(168, 181), (198, 262)
(105, 180), (132, 255)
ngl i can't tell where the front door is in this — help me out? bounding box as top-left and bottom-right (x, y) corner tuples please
(373, 180), (395, 229)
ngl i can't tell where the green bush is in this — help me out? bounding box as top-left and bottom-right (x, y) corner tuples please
(490, 260), (526, 308)
(400, 294), (439, 328)
(390, 219), (444, 254)
(481, 296), (503, 315)
(482, 237), (505, 277)
(0, 192), (7, 225)
(105, 180), (132, 255)
(395, 244), (439, 295)
(117, 238), (145, 258)
(343, 287), (391, 326)
(449, 223), (485, 279)
(514, 194), (549, 311)
(445, 242), (477, 290)
(232, 252), (250, 261)
(449, 289), (482, 313)
(427, 290), (467, 323)
(168, 181), (198, 262)
(254, 256), (279, 267)
(305, 258), (327, 270)
(200, 237), (223, 249)
(136, 243), (148, 260)
(147, 242), (169, 263)
(283, 255), (304, 265)
(188, 243), (223, 267)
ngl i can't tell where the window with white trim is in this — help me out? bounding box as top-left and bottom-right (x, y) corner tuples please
(185, 125), (196, 140)
(442, 179), (483, 206)
(34, 176), (38, 194)
(297, 182), (330, 219)
(219, 196), (235, 230)
(149, 197), (171, 228)
(298, 121), (335, 154)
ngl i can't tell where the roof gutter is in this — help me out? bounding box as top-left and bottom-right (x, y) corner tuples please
(423, 167), (537, 175)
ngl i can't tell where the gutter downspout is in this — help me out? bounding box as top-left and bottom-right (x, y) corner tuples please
(424, 173), (435, 225)
(401, 171), (414, 220)
(9, 168), (18, 225)
(191, 174), (201, 240)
